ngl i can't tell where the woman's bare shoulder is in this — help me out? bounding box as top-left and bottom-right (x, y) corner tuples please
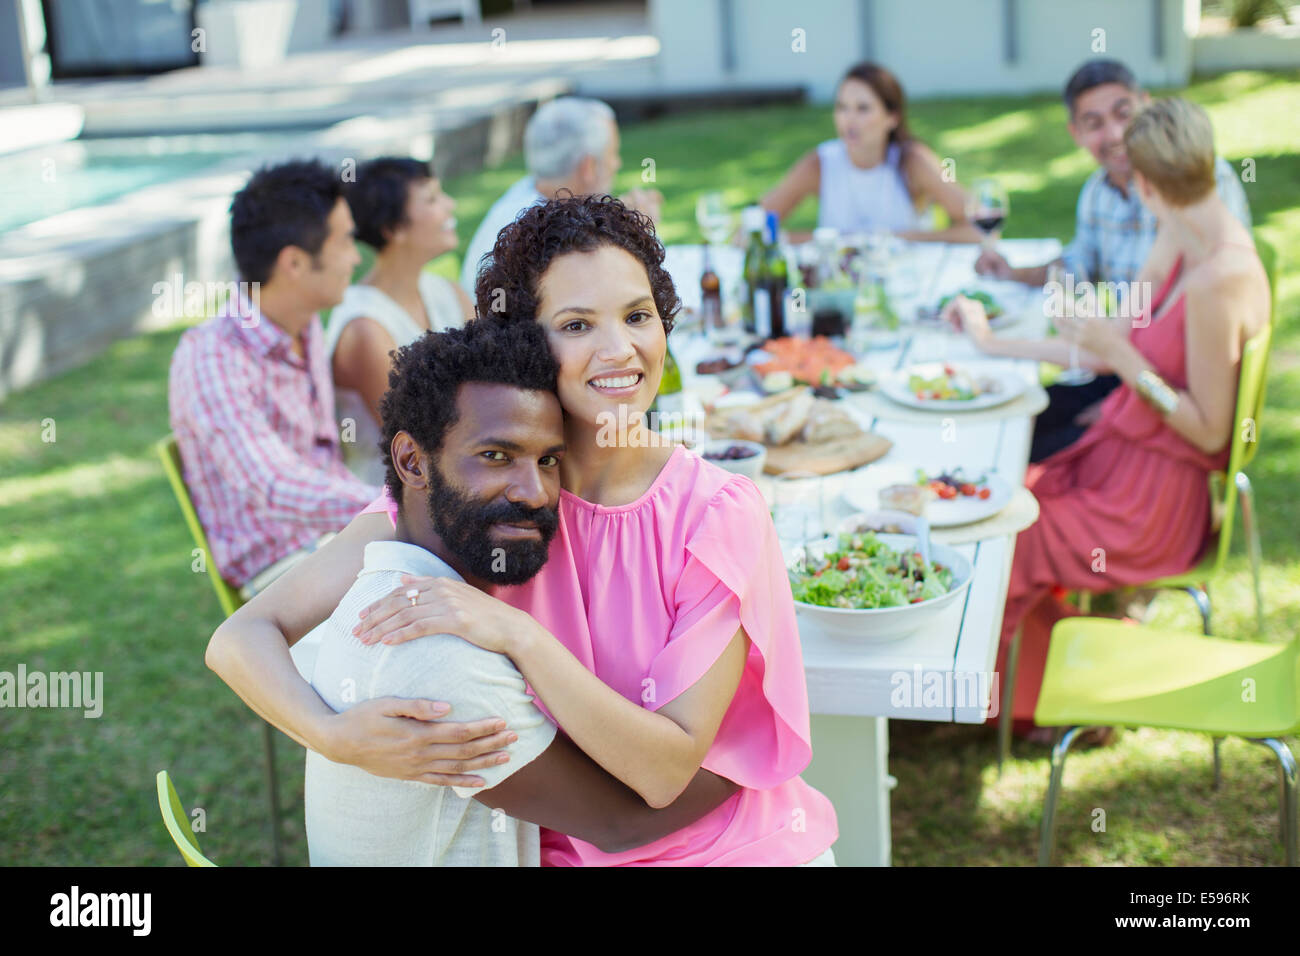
(336, 315), (398, 357)
(1186, 246), (1266, 298)
(1185, 250), (1269, 337)
(900, 138), (940, 167)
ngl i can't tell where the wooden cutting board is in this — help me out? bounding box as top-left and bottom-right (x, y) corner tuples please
(764, 431), (893, 476)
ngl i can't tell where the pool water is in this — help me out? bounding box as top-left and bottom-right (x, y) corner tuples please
(0, 141), (231, 232)
(0, 131), (325, 232)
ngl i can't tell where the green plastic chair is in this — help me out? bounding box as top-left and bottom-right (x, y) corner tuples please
(156, 435), (245, 618)
(998, 240), (1276, 773)
(1034, 617), (1299, 866)
(156, 770), (218, 867)
(155, 435), (284, 865)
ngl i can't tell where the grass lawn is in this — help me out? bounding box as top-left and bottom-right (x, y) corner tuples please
(1, 71), (1297, 866)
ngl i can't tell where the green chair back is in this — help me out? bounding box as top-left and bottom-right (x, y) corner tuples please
(155, 438), (285, 863)
(1256, 233), (1278, 304)
(1205, 321), (1272, 570)
(156, 771), (217, 867)
(155, 435), (245, 618)
(1246, 233), (1277, 472)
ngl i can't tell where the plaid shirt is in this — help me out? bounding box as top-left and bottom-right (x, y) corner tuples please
(168, 296), (379, 587)
(1061, 155), (1252, 284)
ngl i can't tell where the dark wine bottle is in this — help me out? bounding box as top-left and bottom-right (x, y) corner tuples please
(764, 224), (787, 341)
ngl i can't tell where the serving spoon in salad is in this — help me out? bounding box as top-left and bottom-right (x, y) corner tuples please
(913, 514), (934, 568)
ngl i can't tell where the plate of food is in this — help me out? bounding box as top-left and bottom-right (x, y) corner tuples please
(703, 386), (892, 475)
(751, 337), (871, 395)
(879, 362), (1025, 411)
(841, 463), (1013, 527)
(787, 530), (973, 642)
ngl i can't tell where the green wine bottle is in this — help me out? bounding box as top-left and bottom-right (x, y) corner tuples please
(651, 341), (684, 420)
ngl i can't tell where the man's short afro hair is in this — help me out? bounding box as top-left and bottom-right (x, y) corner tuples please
(473, 192), (680, 333)
(378, 318), (559, 511)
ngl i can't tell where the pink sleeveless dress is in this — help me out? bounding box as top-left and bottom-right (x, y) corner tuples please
(363, 446), (838, 865)
(998, 255), (1232, 725)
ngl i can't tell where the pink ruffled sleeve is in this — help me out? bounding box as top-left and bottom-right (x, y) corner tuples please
(644, 477), (814, 790)
(359, 487), (397, 528)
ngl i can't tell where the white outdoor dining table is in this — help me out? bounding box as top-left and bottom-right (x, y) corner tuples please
(664, 238), (1062, 866)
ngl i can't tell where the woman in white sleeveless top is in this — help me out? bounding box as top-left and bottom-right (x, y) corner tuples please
(763, 62), (980, 243)
(330, 158), (475, 485)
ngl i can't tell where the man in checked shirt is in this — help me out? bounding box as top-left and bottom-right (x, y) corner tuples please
(169, 160), (379, 598)
(966, 59), (1251, 462)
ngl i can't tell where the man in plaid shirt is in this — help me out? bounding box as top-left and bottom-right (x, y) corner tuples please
(973, 59), (1252, 461)
(169, 160), (379, 594)
(977, 59), (1251, 287)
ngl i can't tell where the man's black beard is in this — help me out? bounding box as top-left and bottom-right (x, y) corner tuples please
(426, 464), (558, 586)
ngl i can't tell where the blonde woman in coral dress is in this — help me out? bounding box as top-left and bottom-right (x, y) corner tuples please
(945, 98), (1270, 732)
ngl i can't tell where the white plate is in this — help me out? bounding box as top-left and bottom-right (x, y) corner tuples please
(841, 462), (1014, 527)
(879, 362), (1026, 412)
(788, 533), (973, 643)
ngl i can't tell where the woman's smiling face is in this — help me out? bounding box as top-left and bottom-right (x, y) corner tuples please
(535, 244), (666, 429)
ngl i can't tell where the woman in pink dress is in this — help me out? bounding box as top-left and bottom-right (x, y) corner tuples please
(945, 98), (1270, 732)
(208, 193), (838, 865)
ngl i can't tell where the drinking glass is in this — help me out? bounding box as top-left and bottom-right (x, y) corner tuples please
(967, 179), (1009, 253)
(773, 471), (828, 552)
(695, 192), (734, 246)
(1050, 263), (1096, 387)
(709, 278), (746, 347)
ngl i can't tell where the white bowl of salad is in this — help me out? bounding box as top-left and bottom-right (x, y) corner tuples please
(787, 531), (973, 642)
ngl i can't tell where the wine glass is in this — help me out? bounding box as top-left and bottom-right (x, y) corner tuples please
(1051, 263), (1097, 387)
(773, 471), (828, 553)
(696, 192), (733, 246)
(967, 179), (1009, 253)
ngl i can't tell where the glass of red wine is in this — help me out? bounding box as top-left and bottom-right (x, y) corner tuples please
(967, 178), (1009, 253)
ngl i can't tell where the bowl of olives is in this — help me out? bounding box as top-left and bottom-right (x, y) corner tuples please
(697, 439), (767, 480)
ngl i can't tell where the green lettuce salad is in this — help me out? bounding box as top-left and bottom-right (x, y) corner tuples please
(790, 531), (954, 610)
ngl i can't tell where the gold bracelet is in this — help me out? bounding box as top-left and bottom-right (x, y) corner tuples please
(1136, 369), (1179, 417)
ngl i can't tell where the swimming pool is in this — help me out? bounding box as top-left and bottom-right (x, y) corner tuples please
(0, 131), (330, 232)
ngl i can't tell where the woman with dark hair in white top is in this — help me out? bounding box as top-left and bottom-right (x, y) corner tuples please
(763, 62), (980, 243)
(330, 158), (476, 484)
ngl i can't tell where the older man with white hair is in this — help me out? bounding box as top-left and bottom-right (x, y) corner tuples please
(459, 97), (663, 293)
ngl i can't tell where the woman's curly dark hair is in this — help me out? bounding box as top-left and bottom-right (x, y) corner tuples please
(473, 193), (680, 334)
(378, 319), (558, 512)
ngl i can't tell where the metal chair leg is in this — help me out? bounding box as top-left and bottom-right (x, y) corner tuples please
(262, 722), (284, 866)
(998, 623), (1023, 776)
(1213, 737), (1223, 791)
(1186, 585), (1212, 636)
(1247, 737), (1297, 866)
(1039, 725), (1086, 866)
(1235, 472), (1266, 635)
